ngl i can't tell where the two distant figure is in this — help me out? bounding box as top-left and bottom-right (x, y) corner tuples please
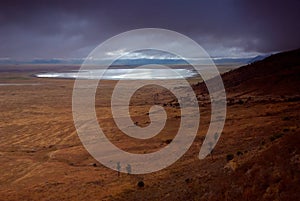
(116, 162), (131, 177)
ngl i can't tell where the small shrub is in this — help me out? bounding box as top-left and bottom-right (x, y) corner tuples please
(185, 178), (191, 183)
(164, 139), (172, 144)
(270, 133), (284, 141)
(226, 154), (234, 162)
(237, 99), (244, 104)
(265, 112), (272, 116)
(236, 151), (243, 156)
(282, 128), (290, 132)
(137, 181), (144, 188)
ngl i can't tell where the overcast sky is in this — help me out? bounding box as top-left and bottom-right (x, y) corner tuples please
(0, 0), (299, 60)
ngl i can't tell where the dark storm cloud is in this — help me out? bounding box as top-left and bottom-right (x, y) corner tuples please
(0, 0), (299, 59)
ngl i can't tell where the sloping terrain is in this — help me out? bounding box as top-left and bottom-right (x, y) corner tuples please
(0, 49), (299, 200)
(114, 49), (300, 200)
(222, 48), (300, 96)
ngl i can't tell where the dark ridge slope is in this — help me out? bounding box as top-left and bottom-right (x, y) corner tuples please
(195, 48), (300, 96)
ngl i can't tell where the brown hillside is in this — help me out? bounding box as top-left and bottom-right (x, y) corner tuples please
(222, 48), (300, 96)
(194, 48), (300, 98)
(0, 49), (299, 200)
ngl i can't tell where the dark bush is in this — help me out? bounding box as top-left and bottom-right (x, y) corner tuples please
(283, 128), (290, 132)
(226, 154), (234, 162)
(236, 151), (243, 156)
(164, 139), (172, 144)
(185, 178), (191, 183)
(137, 181), (144, 188)
(270, 133), (284, 141)
(237, 99), (244, 104)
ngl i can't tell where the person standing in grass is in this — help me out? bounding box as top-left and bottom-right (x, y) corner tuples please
(116, 162), (121, 177)
(126, 164), (131, 175)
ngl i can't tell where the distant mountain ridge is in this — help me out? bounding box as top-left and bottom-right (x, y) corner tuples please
(0, 55), (268, 66)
